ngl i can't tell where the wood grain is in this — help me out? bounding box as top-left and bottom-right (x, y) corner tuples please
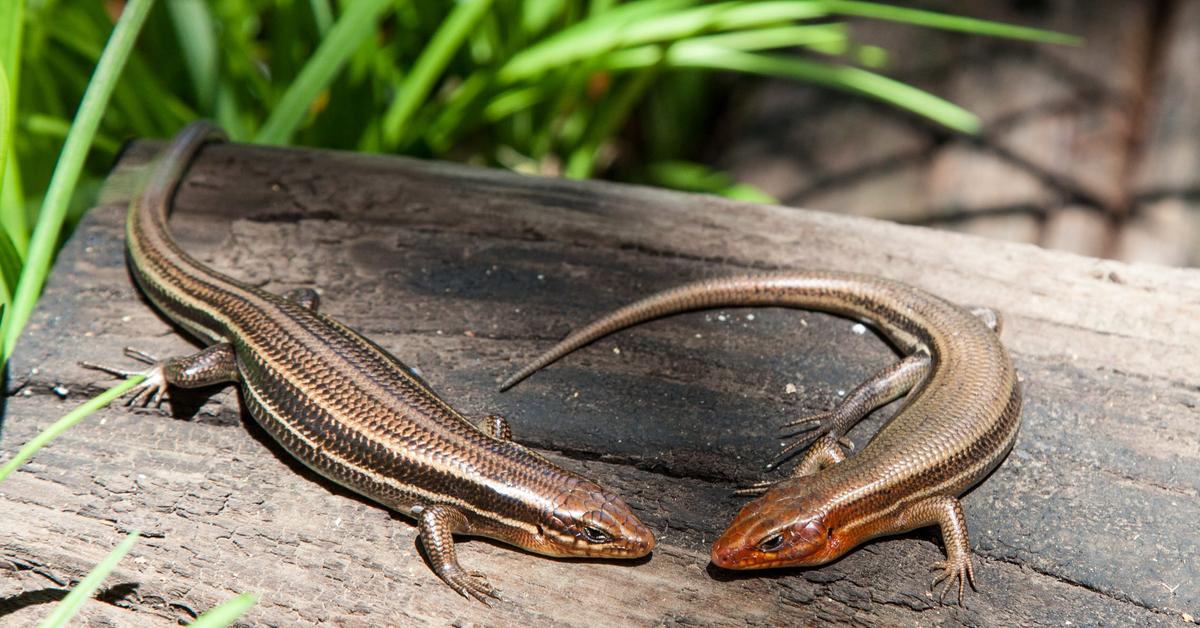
(2, 140), (1197, 625)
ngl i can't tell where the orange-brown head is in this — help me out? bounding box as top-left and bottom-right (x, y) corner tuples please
(710, 480), (847, 570)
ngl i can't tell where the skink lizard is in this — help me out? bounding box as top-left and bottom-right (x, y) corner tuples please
(500, 273), (1021, 602)
(91, 122), (655, 602)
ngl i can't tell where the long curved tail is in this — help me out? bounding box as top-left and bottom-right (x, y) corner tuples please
(500, 279), (730, 390)
(499, 272), (932, 391)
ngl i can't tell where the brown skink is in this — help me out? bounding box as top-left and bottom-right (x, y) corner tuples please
(500, 273), (1022, 602)
(91, 122), (655, 603)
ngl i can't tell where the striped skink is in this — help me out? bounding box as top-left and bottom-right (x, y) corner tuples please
(91, 122), (655, 602)
(500, 273), (1022, 602)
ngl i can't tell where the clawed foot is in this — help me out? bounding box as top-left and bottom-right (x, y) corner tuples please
(930, 556), (976, 605)
(765, 408), (852, 471)
(80, 348), (170, 407)
(445, 569), (502, 605)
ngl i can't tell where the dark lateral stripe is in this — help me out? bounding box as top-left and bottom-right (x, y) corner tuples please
(122, 124), (601, 541)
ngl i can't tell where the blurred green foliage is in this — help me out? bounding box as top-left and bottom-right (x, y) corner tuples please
(5, 1), (1075, 240)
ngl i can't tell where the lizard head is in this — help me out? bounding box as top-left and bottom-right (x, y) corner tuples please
(525, 477), (656, 559)
(710, 478), (845, 569)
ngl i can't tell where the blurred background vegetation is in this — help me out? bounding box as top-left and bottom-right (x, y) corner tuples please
(6, 3), (1074, 251)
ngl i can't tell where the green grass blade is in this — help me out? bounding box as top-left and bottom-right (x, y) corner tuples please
(605, 21), (848, 64)
(0, 376), (144, 483)
(1, 0), (24, 254)
(643, 160), (776, 203)
(822, 1), (1080, 44)
(189, 592), (258, 627)
(522, 0), (567, 36)
(0, 228), (22, 307)
(23, 114), (123, 156)
(681, 23), (846, 52)
(719, 183), (777, 203)
(0, 11), (25, 256)
(165, 0), (219, 109)
(590, 0), (618, 13)
(670, 44), (979, 133)
(214, 87), (248, 142)
(0, 0), (156, 365)
(1, 159), (23, 255)
(254, 0), (394, 146)
(0, 63), (9, 209)
(37, 531), (141, 628)
(498, 0), (700, 82)
(604, 24), (847, 71)
(484, 85), (547, 121)
(565, 69), (657, 178)
(621, 1), (830, 43)
(0, 0), (23, 96)
(382, 0), (494, 147)
(600, 45), (666, 71)
(308, 0), (334, 37)
(500, 0), (828, 83)
(423, 72), (492, 153)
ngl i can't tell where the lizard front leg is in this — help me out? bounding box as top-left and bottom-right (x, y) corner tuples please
(417, 504), (502, 604)
(885, 495), (976, 604)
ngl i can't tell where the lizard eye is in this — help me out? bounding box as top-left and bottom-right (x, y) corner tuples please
(581, 526), (612, 544)
(756, 533), (785, 553)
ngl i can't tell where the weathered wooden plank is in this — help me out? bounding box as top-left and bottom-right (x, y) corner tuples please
(2, 140), (1198, 625)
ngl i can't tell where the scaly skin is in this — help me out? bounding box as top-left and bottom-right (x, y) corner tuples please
(501, 274), (1022, 603)
(102, 122), (656, 603)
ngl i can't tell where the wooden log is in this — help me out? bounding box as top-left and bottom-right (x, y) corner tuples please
(2, 140), (1198, 625)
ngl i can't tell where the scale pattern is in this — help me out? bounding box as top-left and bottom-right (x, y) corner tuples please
(502, 273), (1022, 600)
(122, 123), (655, 594)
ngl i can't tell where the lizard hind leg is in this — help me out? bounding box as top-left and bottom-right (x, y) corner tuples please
(788, 433), (851, 478)
(738, 432), (856, 495)
(81, 343), (239, 407)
